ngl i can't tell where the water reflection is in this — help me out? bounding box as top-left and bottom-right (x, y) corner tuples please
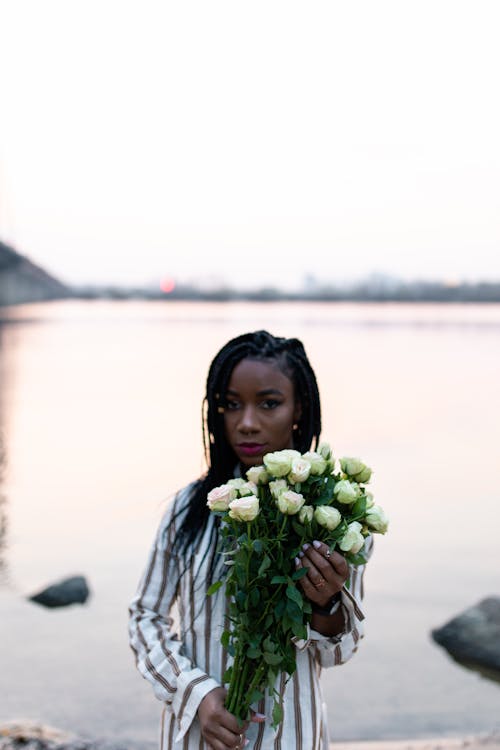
(0, 324), (8, 586)
(0, 459), (6, 585)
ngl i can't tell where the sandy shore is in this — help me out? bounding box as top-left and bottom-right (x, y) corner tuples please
(331, 736), (500, 750)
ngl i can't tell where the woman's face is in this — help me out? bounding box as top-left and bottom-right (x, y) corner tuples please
(223, 357), (301, 468)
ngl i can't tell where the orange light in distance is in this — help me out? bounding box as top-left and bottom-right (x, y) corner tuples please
(160, 276), (176, 293)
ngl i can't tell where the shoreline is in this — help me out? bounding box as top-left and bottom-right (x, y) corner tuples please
(2, 723), (500, 750)
(331, 736), (500, 750)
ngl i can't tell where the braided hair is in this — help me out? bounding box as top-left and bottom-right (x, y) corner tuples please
(173, 331), (322, 570)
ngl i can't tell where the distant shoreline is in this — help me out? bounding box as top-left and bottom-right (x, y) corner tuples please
(67, 288), (500, 303)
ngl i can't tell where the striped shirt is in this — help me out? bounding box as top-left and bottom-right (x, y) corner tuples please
(129, 483), (372, 750)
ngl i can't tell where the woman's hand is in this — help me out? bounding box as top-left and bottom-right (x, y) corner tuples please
(295, 540), (349, 609)
(197, 687), (251, 750)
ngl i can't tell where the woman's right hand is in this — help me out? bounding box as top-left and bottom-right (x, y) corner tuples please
(197, 687), (249, 750)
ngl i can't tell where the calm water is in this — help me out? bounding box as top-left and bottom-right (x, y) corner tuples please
(0, 300), (499, 745)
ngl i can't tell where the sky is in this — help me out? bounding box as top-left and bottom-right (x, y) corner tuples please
(0, 0), (499, 290)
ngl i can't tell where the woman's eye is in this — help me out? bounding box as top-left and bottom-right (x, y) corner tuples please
(225, 399), (240, 411)
(261, 399), (281, 409)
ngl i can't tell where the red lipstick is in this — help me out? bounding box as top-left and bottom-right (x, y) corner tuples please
(237, 443), (266, 457)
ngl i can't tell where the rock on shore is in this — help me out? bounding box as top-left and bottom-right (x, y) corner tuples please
(28, 576), (90, 608)
(432, 597), (500, 682)
(0, 722), (124, 750)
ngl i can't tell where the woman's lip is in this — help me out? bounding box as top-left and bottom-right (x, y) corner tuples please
(237, 443), (266, 456)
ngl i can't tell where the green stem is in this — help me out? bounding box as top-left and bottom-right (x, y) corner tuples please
(225, 648), (240, 710)
(228, 651), (247, 716)
(233, 658), (250, 718)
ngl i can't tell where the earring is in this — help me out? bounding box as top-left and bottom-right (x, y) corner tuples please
(292, 423), (298, 430)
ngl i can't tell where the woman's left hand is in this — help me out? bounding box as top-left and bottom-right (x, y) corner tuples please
(295, 540), (349, 608)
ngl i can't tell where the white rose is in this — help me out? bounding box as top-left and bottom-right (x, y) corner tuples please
(282, 449), (301, 458)
(227, 478), (249, 491)
(264, 451), (294, 477)
(241, 481), (258, 496)
(355, 466), (372, 483)
(246, 465), (269, 485)
(228, 495), (260, 522)
(207, 484), (237, 511)
(288, 457), (311, 483)
(334, 479), (360, 505)
(269, 479), (289, 500)
(366, 504), (389, 533)
(301, 451), (327, 475)
(298, 505), (314, 524)
(365, 491), (375, 508)
(314, 505), (342, 531)
(339, 521), (365, 554)
(340, 457), (364, 476)
(277, 490), (305, 515)
(340, 457), (372, 484)
(318, 442), (332, 461)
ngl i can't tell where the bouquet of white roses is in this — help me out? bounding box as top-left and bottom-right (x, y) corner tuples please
(206, 442), (388, 726)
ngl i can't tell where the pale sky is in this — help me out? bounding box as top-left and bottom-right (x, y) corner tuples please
(0, 0), (499, 289)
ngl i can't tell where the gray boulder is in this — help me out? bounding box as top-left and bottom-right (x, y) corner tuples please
(28, 576), (90, 608)
(0, 721), (127, 750)
(432, 596), (500, 682)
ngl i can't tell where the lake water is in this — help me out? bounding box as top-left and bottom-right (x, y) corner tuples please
(0, 300), (499, 746)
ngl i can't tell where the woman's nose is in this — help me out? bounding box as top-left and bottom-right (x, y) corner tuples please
(238, 405), (260, 433)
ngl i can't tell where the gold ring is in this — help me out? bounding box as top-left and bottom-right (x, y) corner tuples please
(325, 549), (331, 558)
(314, 578), (326, 588)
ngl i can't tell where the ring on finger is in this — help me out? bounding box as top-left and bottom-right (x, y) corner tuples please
(314, 578), (326, 588)
(325, 548), (331, 558)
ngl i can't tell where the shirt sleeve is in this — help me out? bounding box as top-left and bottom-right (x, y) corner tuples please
(293, 535), (374, 668)
(128, 491), (220, 742)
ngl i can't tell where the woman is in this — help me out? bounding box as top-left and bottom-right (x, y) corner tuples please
(129, 331), (371, 750)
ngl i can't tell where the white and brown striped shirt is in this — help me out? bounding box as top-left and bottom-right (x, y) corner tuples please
(129, 483), (372, 750)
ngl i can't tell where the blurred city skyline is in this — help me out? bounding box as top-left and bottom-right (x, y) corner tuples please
(1, 1), (499, 289)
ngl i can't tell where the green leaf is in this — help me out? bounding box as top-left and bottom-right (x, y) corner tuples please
(274, 599), (286, 618)
(207, 580), (223, 596)
(263, 652), (283, 665)
(250, 588), (260, 607)
(347, 552), (367, 566)
(246, 647), (262, 659)
(248, 632), (263, 648)
(352, 496), (367, 517)
(286, 599), (303, 623)
(291, 621), (308, 639)
(237, 564), (248, 588)
(302, 600), (312, 614)
(267, 668), (278, 688)
(286, 585), (303, 607)
(292, 519), (305, 535)
(258, 555), (271, 576)
(220, 630), (230, 648)
(249, 689), (264, 703)
(281, 614), (294, 633)
(252, 539), (264, 554)
(270, 575), (287, 584)
(263, 636), (277, 652)
(272, 700), (284, 727)
(291, 567), (308, 581)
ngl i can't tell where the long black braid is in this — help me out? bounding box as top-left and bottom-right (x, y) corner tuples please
(172, 330), (322, 581)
